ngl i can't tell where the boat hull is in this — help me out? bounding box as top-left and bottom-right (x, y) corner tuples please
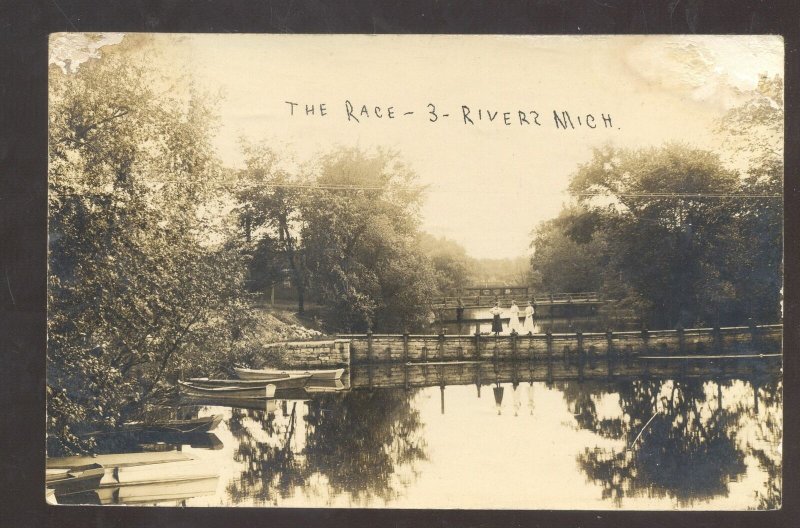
(46, 463), (105, 496)
(178, 381), (276, 399)
(235, 366), (344, 381)
(121, 414), (223, 434)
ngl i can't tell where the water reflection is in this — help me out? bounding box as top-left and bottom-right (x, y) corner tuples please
(65, 358), (781, 509)
(563, 378), (750, 506)
(219, 388), (428, 506)
(206, 360), (780, 508)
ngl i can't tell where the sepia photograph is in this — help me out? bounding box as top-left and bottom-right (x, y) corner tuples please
(46, 33), (783, 509)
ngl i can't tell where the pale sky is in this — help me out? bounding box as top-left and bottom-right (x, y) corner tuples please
(54, 34), (783, 259)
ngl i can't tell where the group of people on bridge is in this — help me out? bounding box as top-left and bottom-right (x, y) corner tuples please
(490, 300), (537, 335)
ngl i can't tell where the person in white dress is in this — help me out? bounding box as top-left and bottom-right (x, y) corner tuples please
(507, 300), (522, 334)
(522, 300), (536, 335)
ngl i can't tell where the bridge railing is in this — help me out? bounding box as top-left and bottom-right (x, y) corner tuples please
(430, 291), (602, 307)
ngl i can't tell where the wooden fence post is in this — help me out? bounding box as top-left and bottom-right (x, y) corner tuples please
(676, 324), (685, 354)
(438, 331), (445, 361)
(511, 332), (518, 361)
(474, 329), (481, 359)
(546, 330), (553, 360)
(748, 318), (759, 347)
(640, 326), (649, 355)
(367, 330), (373, 363)
(402, 332), (409, 363)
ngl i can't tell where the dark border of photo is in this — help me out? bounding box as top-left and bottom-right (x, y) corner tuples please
(1, 1), (798, 527)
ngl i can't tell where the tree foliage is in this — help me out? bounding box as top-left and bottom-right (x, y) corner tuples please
(300, 148), (435, 332)
(531, 77), (783, 328)
(48, 49), (248, 455)
(415, 233), (474, 294)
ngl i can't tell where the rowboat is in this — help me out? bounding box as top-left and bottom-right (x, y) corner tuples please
(304, 378), (347, 393)
(101, 459), (218, 487)
(48, 450), (195, 470)
(95, 475), (220, 505)
(46, 487), (58, 505)
(120, 414), (223, 434)
(178, 380), (276, 399)
(235, 366), (344, 381)
(48, 451), (217, 489)
(177, 397), (279, 413)
(46, 463), (105, 496)
(189, 373), (312, 390)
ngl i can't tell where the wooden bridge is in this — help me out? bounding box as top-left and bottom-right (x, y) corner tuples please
(431, 290), (613, 333)
(430, 289), (603, 309)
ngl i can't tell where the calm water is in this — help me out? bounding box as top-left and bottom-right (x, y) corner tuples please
(138, 359), (783, 510)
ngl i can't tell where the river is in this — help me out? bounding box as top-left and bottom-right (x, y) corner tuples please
(87, 357), (782, 509)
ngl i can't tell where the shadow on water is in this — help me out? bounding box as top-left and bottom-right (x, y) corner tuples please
(222, 388), (428, 506)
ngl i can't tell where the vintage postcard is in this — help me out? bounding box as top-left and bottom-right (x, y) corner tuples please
(46, 34), (783, 509)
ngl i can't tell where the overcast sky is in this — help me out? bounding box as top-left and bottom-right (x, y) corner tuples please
(54, 34), (783, 259)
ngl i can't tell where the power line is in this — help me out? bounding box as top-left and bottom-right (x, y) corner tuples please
(47, 180), (783, 198)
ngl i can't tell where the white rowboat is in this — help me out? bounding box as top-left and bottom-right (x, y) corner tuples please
(235, 366), (344, 381)
(178, 380), (276, 399)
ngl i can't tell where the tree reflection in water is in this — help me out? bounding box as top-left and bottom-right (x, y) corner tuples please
(749, 377), (782, 510)
(557, 372), (782, 508)
(224, 388), (427, 506)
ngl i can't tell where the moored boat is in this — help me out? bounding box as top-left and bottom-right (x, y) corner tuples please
(235, 366), (344, 381)
(189, 373), (311, 390)
(95, 475), (220, 505)
(178, 380), (276, 399)
(46, 463), (105, 496)
(120, 414), (223, 434)
(48, 451), (217, 486)
(304, 378), (347, 393)
(46, 487), (58, 505)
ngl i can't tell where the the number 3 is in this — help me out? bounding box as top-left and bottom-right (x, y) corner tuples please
(427, 103), (438, 122)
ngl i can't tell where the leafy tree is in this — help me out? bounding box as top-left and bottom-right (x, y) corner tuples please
(48, 42), (247, 454)
(300, 147), (435, 332)
(416, 233), (474, 294)
(531, 76), (783, 328)
(569, 144), (742, 327)
(715, 75), (783, 324)
(529, 205), (608, 294)
(235, 142), (307, 312)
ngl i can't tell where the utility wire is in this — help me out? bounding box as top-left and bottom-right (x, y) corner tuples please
(47, 180), (782, 198)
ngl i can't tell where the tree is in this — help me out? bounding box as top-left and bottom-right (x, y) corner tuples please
(236, 142), (307, 312)
(416, 233), (474, 294)
(715, 75), (783, 324)
(529, 205), (608, 294)
(48, 41), (247, 455)
(300, 147), (435, 332)
(530, 140), (779, 328)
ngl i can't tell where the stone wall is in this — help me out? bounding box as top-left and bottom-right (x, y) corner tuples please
(342, 324), (782, 364)
(263, 339), (350, 368)
(263, 324), (781, 368)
